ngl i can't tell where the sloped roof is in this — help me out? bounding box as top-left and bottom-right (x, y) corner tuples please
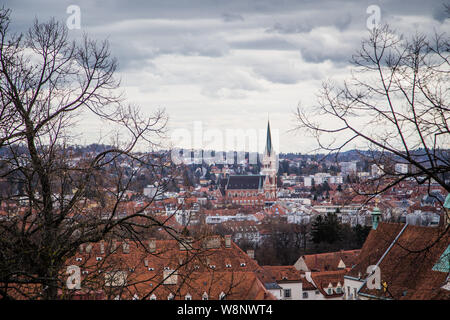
(349, 222), (450, 300)
(261, 265), (303, 282)
(226, 175), (264, 190)
(310, 270), (347, 298)
(54, 237), (268, 300)
(302, 250), (361, 272)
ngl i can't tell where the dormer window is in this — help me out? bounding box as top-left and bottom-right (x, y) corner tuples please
(327, 288), (332, 295)
(185, 294), (192, 300)
(219, 292), (226, 300)
(209, 265), (216, 269)
(148, 267), (154, 271)
(226, 264), (232, 268)
(82, 270), (89, 275)
(240, 262), (246, 267)
(202, 292), (208, 300)
(75, 257), (82, 262)
(167, 293), (174, 300)
(149, 294), (157, 300)
(194, 265), (200, 270)
(336, 287), (342, 294)
(164, 266), (170, 271)
(96, 257), (102, 261)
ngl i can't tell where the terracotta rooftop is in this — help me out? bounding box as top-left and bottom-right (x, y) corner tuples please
(348, 222), (450, 300)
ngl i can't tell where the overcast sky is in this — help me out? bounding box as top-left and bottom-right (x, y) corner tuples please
(4, 0), (450, 153)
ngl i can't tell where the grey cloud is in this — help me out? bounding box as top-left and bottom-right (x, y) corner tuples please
(222, 13), (244, 22)
(229, 37), (297, 51)
(431, 5), (449, 23)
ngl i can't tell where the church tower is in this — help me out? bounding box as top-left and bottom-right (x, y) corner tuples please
(260, 120), (277, 203)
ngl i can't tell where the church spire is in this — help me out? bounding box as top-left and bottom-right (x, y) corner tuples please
(265, 120), (272, 156)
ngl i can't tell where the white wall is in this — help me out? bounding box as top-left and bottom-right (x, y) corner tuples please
(278, 282), (302, 300)
(343, 277), (366, 300)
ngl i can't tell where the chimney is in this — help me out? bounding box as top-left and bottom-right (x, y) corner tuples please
(203, 235), (221, 249)
(163, 269), (178, 285)
(110, 241), (117, 253)
(224, 235), (232, 248)
(247, 249), (255, 260)
(79, 244), (84, 253)
(148, 238), (156, 253)
(100, 241), (105, 254)
(85, 243), (93, 253)
(123, 241), (130, 254)
(179, 237), (193, 251)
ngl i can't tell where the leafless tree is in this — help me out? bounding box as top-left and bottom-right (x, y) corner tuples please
(295, 25), (449, 197)
(0, 7), (193, 299)
(295, 24), (449, 257)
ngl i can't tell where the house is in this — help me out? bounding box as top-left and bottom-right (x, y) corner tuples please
(3, 235), (276, 300)
(259, 266), (304, 300)
(252, 265), (318, 300)
(343, 202), (450, 300)
(308, 270), (347, 300)
(294, 250), (361, 272)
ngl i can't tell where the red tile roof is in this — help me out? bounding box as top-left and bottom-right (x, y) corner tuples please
(349, 222), (450, 300)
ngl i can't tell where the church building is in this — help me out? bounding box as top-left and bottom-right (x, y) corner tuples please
(219, 121), (278, 207)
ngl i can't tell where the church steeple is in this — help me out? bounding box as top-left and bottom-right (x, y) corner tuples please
(265, 120), (272, 156)
(260, 119), (277, 204)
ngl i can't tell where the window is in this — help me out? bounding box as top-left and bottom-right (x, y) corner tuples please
(167, 293), (174, 300)
(226, 264), (231, 268)
(149, 294), (157, 300)
(75, 257), (82, 262)
(303, 292), (308, 299)
(202, 292), (208, 300)
(327, 288), (332, 295)
(96, 257), (102, 261)
(284, 289), (291, 298)
(336, 287), (342, 293)
(148, 267), (154, 271)
(219, 292), (226, 300)
(240, 262), (246, 267)
(209, 265), (216, 269)
(185, 294), (192, 300)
